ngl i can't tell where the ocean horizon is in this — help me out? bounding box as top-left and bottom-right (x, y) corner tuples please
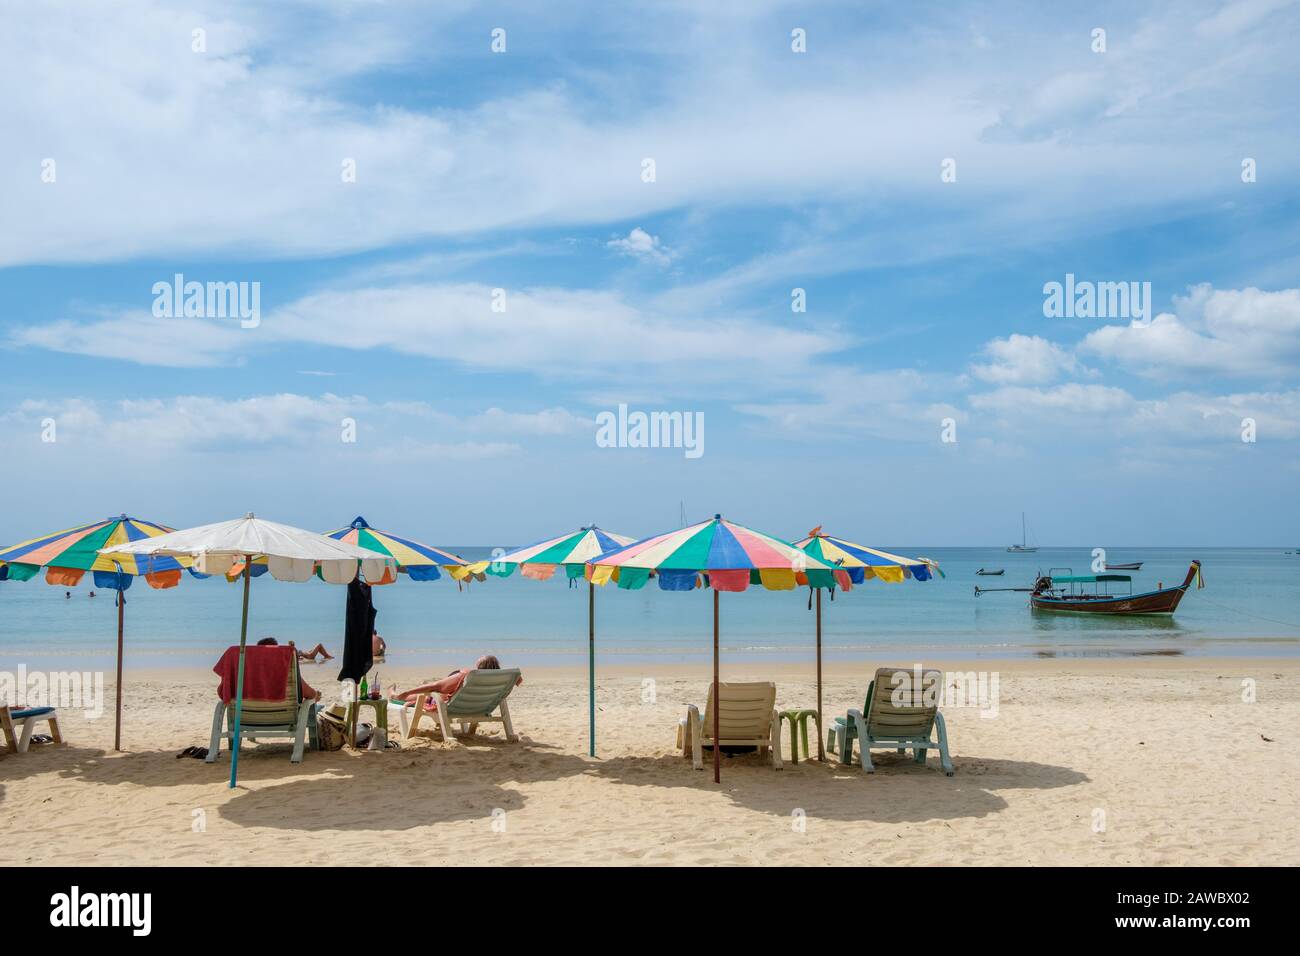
(4, 546), (1297, 671)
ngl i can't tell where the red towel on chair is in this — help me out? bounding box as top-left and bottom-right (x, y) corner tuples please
(213, 645), (292, 703)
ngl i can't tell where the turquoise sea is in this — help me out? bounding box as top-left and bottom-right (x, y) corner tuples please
(2, 547), (1298, 671)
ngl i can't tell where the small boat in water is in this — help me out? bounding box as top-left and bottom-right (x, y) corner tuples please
(1105, 561), (1143, 571)
(976, 568), (1005, 576)
(975, 561), (1203, 616)
(1006, 512), (1038, 553)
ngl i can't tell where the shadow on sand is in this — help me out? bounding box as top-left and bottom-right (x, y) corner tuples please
(34, 731), (1088, 829)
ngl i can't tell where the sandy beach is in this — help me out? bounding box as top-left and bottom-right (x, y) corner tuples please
(2, 657), (1297, 866)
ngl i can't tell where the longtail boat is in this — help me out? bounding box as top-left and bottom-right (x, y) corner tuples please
(1104, 561), (1143, 571)
(975, 561), (1203, 616)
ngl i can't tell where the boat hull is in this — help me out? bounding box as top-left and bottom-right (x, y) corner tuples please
(1031, 584), (1189, 615)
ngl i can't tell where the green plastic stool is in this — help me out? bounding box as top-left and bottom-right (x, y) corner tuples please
(779, 708), (823, 764)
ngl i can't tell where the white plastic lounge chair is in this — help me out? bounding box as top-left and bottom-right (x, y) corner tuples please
(207, 649), (317, 764)
(677, 681), (783, 770)
(826, 666), (954, 775)
(1, 704), (62, 753)
(394, 668), (521, 744)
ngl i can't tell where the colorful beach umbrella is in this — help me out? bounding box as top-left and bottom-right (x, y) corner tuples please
(325, 516), (475, 584)
(588, 515), (847, 782)
(795, 528), (942, 584)
(0, 515), (192, 750)
(793, 527), (941, 761)
(475, 525), (637, 757)
(102, 513), (390, 788)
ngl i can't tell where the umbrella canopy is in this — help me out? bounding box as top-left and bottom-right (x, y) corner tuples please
(101, 513), (390, 787)
(588, 515), (851, 592)
(588, 515), (845, 782)
(0, 515), (193, 751)
(483, 525), (636, 581)
(324, 515), (474, 583)
(104, 513), (390, 583)
(793, 527), (941, 762)
(794, 527), (943, 583)
(0, 515), (189, 585)
(476, 525), (638, 758)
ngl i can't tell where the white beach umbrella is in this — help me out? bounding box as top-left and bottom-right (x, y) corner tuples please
(100, 513), (392, 787)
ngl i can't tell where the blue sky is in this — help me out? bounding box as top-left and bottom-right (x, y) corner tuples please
(2, 0), (1299, 547)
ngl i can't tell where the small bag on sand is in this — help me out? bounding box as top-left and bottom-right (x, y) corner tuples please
(316, 708), (348, 751)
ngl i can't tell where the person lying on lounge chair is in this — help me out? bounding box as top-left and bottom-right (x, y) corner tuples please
(392, 655), (523, 713)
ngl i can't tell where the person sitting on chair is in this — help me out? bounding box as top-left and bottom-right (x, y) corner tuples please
(253, 638), (324, 698)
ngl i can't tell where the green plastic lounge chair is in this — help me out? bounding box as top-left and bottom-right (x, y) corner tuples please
(1, 704), (63, 753)
(827, 667), (954, 776)
(396, 668), (521, 744)
(207, 648), (318, 764)
(677, 681), (783, 770)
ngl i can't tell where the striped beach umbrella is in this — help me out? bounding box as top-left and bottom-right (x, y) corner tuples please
(0, 515), (192, 750)
(476, 526), (638, 757)
(794, 527), (942, 584)
(325, 516), (474, 584)
(793, 527), (941, 761)
(588, 515), (847, 782)
(482, 526), (636, 582)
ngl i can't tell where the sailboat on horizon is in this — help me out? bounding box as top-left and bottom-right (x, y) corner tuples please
(1007, 512), (1038, 553)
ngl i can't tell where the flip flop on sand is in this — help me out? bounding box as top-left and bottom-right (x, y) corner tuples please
(30, 734), (55, 746)
(175, 746), (209, 759)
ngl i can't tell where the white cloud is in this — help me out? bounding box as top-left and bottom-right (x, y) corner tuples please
(3, 2), (1297, 266)
(968, 382), (1300, 442)
(969, 381), (1135, 419)
(11, 315), (247, 368)
(970, 334), (1082, 385)
(2, 394), (586, 453)
(1081, 285), (1300, 379)
(10, 283), (842, 389)
(607, 228), (674, 266)
(735, 369), (963, 443)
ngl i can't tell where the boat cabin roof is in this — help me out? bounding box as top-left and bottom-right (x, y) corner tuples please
(1051, 573), (1131, 584)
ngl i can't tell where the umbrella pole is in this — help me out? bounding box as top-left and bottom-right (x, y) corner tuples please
(114, 589), (125, 752)
(588, 580), (596, 758)
(229, 560), (252, 789)
(713, 587), (720, 784)
(816, 587), (825, 761)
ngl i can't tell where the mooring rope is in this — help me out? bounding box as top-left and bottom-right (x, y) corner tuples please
(1193, 594), (1300, 631)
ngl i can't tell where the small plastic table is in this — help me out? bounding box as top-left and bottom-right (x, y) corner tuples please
(346, 697), (388, 750)
(779, 708), (823, 764)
